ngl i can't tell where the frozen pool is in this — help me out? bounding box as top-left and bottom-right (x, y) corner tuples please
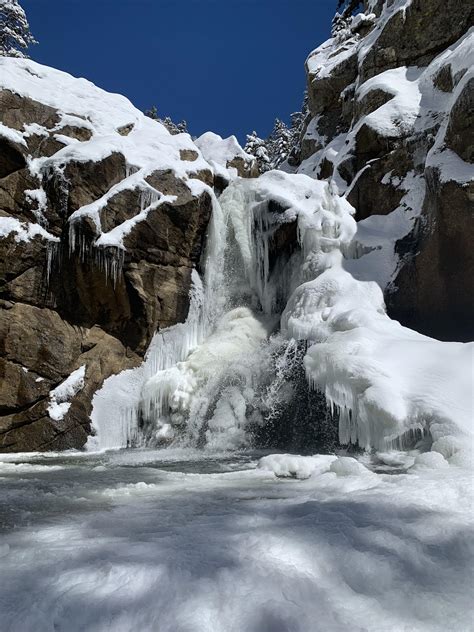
(0, 447), (472, 632)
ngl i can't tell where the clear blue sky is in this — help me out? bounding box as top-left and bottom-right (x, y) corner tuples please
(22, 0), (336, 143)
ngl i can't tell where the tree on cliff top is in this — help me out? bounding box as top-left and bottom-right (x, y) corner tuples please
(144, 105), (188, 135)
(0, 0), (36, 58)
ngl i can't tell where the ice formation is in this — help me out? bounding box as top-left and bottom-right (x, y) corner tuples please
(92, 166), (473, 462)
(8, 46), (467, 461)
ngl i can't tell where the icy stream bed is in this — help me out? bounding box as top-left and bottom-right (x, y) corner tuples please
(0, 448), (472, 632)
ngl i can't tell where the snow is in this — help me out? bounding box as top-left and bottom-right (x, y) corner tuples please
(47, 366), (86, 422)
(299, 24), (474, 295)
(0, 215), (59, 242)
(306, 32), (359, 81)
(343, 171), (425, 289)
(195, 131), (254, 169)
(0, 57), (216, 270)
(0, 121), (27, 146)
(0, 448), (472, 632)
(258, 453), (337, 479)
(356, 65), (423, 137)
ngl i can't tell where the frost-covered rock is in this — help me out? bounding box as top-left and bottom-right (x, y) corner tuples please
(298, 0), (474, 340)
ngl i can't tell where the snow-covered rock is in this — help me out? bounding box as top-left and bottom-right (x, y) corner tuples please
(298, 0), (474, 341)
(0, 58), (220, 452)
(195, 131), (258, 186)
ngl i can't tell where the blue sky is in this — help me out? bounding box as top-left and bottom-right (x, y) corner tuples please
(22, 0), (336, 143)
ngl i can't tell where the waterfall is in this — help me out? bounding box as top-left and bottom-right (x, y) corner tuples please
(88, 173), (315, 451)
(92, 170), (445, 456)
(137, 180), (298, 449)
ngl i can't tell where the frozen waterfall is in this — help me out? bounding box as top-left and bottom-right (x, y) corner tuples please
(89, 172), (473, 462)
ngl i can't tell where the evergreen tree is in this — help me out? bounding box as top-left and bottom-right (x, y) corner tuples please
(245, 92), (310, 174)
(332, 0), (363, 39)
(286, 91), (310, 165)
(161, 116), (188, 135)
(267, 118), (292, 169)
(0, 0), (36, 58)
(336, 0), (362, 18)
(244, 131), (270, 173)
(144, 105), (188, 135)
(144, 105), (159, 120)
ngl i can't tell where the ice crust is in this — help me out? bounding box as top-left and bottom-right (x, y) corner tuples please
(1, 447), (473, 632)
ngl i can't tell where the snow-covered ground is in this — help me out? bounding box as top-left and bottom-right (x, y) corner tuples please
(0, 448), (473, 632)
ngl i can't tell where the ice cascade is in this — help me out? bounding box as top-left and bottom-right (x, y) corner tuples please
(90, 171), (473, 459)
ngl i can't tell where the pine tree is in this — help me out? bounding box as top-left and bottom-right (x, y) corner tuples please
(144, 105), (159, 120)
(161, 116), (188, 135)
(244, 131), (271, 173)
(336, 0), (362, 18)
(245, 92), (309, 173)
(287, 91), (310, 166)
(267, 118), (292, 169)
(0, 0), (36, 58)
(144, 106), (188, 135)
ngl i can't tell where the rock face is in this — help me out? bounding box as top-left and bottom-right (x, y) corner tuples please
(0, 58), (238, 452)
(294, 0), (473, 341)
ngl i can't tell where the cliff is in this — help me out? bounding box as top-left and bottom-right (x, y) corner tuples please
(293, 0), (473, 340)
(0, 58), (254, 451)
